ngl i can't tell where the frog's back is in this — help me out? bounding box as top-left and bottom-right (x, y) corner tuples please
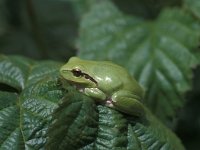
(89, 60), (144, 98)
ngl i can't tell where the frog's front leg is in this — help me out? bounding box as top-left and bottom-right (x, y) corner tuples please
(109, 90), (145, 117)
(84, 88), (106, 102)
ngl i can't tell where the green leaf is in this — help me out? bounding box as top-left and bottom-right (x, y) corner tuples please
(70, 0), (95, 19)
(78, 0), (200, 124)
(46, 89), (98, 150)
(0, 55), (34, 91)
(113, 0), (182, 19)
(184, 0), (200, 19)
(47, 97), (185, 149)
(93, 106), (128, 149)
(0, 55), (185, 149)
(0, 55), (63, 149)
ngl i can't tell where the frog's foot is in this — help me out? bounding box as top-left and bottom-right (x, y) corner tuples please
(84, 88), (106, 101)
(107, 91), (145, 117)
(78, 87), (84, 93)
(105, 98), (114, 107)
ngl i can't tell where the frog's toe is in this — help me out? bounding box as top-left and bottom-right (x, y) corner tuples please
(105, 99), (114, 107)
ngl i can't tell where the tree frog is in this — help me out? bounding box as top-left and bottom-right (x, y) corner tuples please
(60, 57), (145, 117)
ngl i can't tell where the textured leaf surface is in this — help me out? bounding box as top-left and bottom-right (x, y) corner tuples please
(0, 55), (63, 149)
(78, 0), (200, 124)
(184, 0), (200, 19)
(46, 89), (98, 150)
(47, 98), (185, 150)
(0, 55), (185, 149)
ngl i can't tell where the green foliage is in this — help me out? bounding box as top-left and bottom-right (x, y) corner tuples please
(113, 0), (182, 19)
(1, 0), (200, 149)
(184, 0), (200, 18)
(0, 0), (77, 60)
(0, 55), (63, 149)
(0, 55), (185, 149)
(78, 0), (200, 126)
(46, 90), (98, 149)
(47, 90), (184, 150)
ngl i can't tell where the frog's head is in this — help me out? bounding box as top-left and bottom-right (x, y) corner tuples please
(60, 57), (97, 88)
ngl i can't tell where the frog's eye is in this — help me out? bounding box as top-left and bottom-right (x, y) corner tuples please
(72, 69), (83, 77)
